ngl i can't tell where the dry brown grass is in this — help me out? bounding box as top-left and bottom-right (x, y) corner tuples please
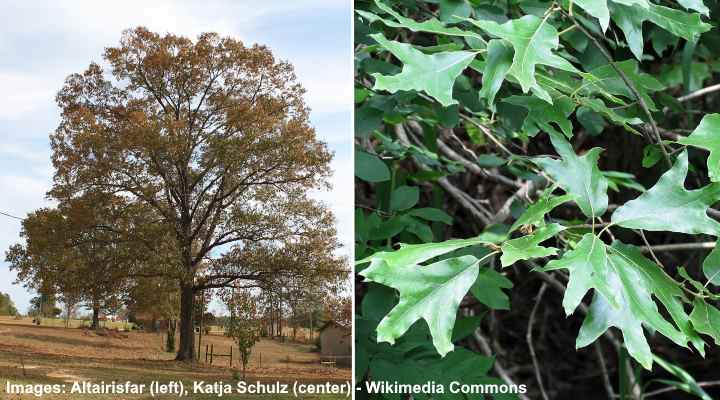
(205, 326), (317, 344)
(4, 316), (135, 330)
(0, 317), (349, 399)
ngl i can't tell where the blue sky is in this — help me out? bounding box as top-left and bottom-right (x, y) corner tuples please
(0, 0), (352, 314)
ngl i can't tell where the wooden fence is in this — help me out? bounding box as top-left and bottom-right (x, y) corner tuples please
(200, 344), (263, 369)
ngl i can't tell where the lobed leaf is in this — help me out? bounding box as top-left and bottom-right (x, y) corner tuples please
(479, 40), (513, 110)
(576, 241), (703, 369)
(504, 95), (576, 138)
(542, 233), (617, 315)
(369, 33), (477, 107)
(611, 150), (720, 236)
(689, 298), (720, 345)
(361, 255), (482, 356)
(500, 223), (565, 267)
(467, 15), (579, 103)
(701, 239), (720, 286)
(534, 131), (609, 219)
(509, 192), (575, 233)
(677, 113), (720, 182)
(611, 2), (711, 60)
(358, 0), (485, 41)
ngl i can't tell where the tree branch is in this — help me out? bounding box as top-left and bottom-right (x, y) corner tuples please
(565, 11), (672, 169)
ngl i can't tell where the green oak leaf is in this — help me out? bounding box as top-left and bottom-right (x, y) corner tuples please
(653, 355), (714, 400)
(612, 0), (650, 6)
(470, 267), (514, 310)
(575, 97), (643, 132)
(360, 255), (482, 356)
(574, 0), (611, 31)
(357, 1), (485, 41)
(500, 223), (565, 267)
(479, 40), (513, 110)
(610, 2), (711, 60)
(677, 114), (720, 182)
(466, 15), (579, 103)
(504, 94), (576, 138)
(509, 192), (575, 233)
(675, 0), (709, 15)
(581, 60), (665, 110)
(370, 33), (477, 106)
(701, 239), (720, 286)
(355, 236), (490, 271)
(577, 241), (702, 370)
(611, 150), (720, 235)
(534, 131), (609, 219)
(690, 298), (720, 344)
(542, 233), (617, 315)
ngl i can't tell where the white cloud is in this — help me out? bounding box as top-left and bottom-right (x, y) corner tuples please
(0, 142), (52, 164)
(0, 174), (54, 313)
(297, 64), (353, 115)
(3, 0), (348, 45)
(0, 175), (54, 244)
(0, 72), (57, 120)
(312, 156), (353, 254)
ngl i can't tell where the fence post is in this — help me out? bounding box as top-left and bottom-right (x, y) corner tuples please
(259, 352), (262, 369)
(210, 344), (214, 365)
(205, 344), (208, 363)
(229, 345), (233, 368)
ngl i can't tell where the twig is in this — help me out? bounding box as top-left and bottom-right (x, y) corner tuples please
(404, 120), (520, 188)
(395, 124), (492, 224)
(565, 11), (672, 169)
(566, 222), (612, 230)
(594, 343), (615, 400)
(642, 380), (720, 398)
(532, 268), (644, 399)
(637, 230), (664, 268)
(459, 114), (515, 158)
(20, 352), (26, 376)
(527, 283), (550, 400)
(640, 242), (715, 253)
(531, 267), (622, 348)
(490, 180), (544, 225)
(677, 83), (720, 103)
(472, 328), (532, 400)
(438, 177), (492, 224)
(434, 130), (521, 188)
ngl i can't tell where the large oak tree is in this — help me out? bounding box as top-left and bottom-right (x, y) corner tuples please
(50, 27), (336, 360)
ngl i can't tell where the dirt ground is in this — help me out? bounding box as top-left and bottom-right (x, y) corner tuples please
(0, 317), (349, 399)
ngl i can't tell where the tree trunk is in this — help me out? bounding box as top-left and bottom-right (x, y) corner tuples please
(197, 293), (204, 361)
(65, 302), (72, 328)
(91, 303), (100, 330)
(278, 302), (283, 339)
(175, 282), (195, 361)
(166, 319), (177, 353)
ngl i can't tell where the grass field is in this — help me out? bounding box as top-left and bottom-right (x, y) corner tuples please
(11, 317), (136, 331)
(0, 317), (350, 399)
(205, 326), (317, 344)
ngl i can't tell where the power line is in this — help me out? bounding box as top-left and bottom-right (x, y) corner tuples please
(0, 210), (23, 220)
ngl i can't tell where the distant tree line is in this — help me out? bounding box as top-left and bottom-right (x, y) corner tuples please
(0, 292), (17, 316)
